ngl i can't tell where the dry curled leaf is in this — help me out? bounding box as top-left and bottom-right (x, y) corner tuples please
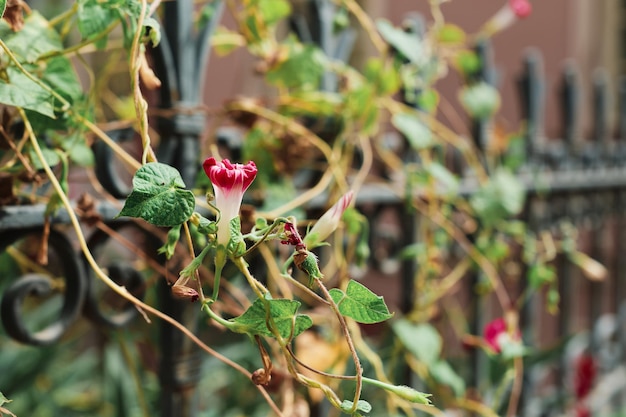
(3, 0), (28, 32)
(138, 51), (162, 90)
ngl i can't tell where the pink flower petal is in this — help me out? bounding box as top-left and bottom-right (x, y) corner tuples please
(203, 157), (257, 245)
(509, 0), (532, 18)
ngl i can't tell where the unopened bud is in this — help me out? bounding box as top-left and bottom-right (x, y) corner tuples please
(571, 252), (607, 281)
(390, 385), (432, 405)
(251, 368), (271, 386)
(294, 249), (324, 285)
(171, 284), (199, 302)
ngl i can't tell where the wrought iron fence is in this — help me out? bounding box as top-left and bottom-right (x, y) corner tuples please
(1, 1), (626, 416)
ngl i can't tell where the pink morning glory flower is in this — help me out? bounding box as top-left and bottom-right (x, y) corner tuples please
(203, 157), (257, 246)
(303, 191), (354, 248)
(484, 317), (520, 353)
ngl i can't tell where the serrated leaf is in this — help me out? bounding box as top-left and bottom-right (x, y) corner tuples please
(329, 280), (393, 324)
(340, 399), (372, 414)
(392, 112), (433, 150)
(392, 319), (442, 364)
(118, 162), (195, 227)
(231, 298), (312, 339)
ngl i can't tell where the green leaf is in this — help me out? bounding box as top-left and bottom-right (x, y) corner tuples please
(0, 0), (7, 20)
(28, 142), (61, 169)
(0, 391), (11, 407)
(470, 168), (525, 227)
(118, 162), (195, 227)
(392, 319), (441, 364)
(364, 57), (400, 95)
(430, 360), (466, 397)
(416, 89), (439, 113)
(257, 0), (291, 27)
(158, 225), (181, 260)
(427, 162), (459, 197)
(459, 82), (500, 119)
(266, 42), (325, 90)
(456, 50), (481, 77)
(67, 140), (95, 167)
(43, 56), (83, 103)
(231, 298), (312, 339)
(392, 112), (433, 150)
(0, 76), (55, 118)
(0, 12), (62, 62)
(227, 216), (246, 257)
(437, 23), (466, 44)
(376, 19), (424, 64)
(329, 280), (393, 324)
(77, 0), (117, 41)
(143, 16), (161, 46)
(528, 263), (556, 289)
(196, 214), (217, 235)
(340, 399), (372, 415)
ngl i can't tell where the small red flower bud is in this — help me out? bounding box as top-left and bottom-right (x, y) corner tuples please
(509, 0), (532, 18)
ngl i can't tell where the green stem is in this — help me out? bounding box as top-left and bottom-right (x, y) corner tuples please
(38, 21), (118, 61)
(212, 246), (227, 302)
(201, 302), (241, 331)
(48, 3), (78, 27)
(241, 218), (288, 257)
(316, 279), (363, 414)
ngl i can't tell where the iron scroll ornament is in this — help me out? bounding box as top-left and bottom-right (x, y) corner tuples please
(0, 228), (85, 346)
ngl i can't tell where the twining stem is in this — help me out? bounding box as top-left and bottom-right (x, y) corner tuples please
(129, 0), (155, 165)
(411, 197), (512, 310)
(341, 0), (387, 54)
(21, 108), (285, 417)
(315, 279), (363, 414)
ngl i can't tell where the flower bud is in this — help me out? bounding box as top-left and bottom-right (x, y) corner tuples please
(171, 284), (199, 302)
(303, 191), (354, 248)
(294, 249), (324, 285)
(571, 252), (607, 281)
